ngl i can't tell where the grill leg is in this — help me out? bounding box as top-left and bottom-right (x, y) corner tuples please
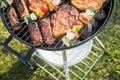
(1, 35), (26, 63)
(62, 50), (70, 80)
(95, 36), (109, 54)
(0, 35), (38, 70)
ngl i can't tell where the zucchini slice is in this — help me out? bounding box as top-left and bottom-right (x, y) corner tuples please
(62, 36), (72, 47)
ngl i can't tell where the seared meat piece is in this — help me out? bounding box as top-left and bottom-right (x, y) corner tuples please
(28, 0), (48, 18)
(15, 0), (29, 19)
(51, 5), (78, 38)
(39, 19), (55, 44)
(7, 7), (22, 31)
(71, 0), (106, 10)
(28, 22), (43, 46)
(28, 0), (44, 11)
(43, 0), (60, 11)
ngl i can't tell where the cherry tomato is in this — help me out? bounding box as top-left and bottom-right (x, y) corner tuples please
(40, 4), (49, 14)
(80, 13), (89, 22)
(74, 21), (84, 29)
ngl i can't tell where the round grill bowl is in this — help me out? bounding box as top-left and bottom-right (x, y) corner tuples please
(36, 40), (93, 67)
(0, 0), (115, 51)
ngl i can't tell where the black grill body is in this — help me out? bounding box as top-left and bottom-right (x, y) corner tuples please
(0, 0), (115, 51)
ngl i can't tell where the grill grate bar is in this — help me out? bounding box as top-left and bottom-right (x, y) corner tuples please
(16, 25), (28, 36)
(3, 9), (7, 15)
(24, 35), (31, 42)
(69, 69), (82, 79)
(4, 17), (9, 21)
(5, 21), (12, 30)
(47, 63), (65, 77)
(81, 61), (90, 68)
(43, 64), (48, 68)
(36, 63), (58, 80)
(60, 43), (65, 48)
(86, 56), (94, 62)
(20, 30), (29, 39)
(54, 40), (63, 48)
(57, 71), (65, 79)
(74, 65), (87, 74)
(92, 44), (102, 51)
(90, 51), (98, 57)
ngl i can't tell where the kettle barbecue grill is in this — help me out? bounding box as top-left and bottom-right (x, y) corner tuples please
(0, 0), (115, 80)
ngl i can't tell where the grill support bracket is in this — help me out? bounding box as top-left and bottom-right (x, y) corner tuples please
(62, 50), (70, 80)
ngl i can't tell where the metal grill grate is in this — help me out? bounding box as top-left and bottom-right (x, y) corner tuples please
(0, 0), (113, 51)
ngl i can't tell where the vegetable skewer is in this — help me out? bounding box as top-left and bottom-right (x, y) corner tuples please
(44, 0), (62, 11)
(24, 0), (62, 24)
(62, 6), (96, 47)
(62, 21), (84, 47)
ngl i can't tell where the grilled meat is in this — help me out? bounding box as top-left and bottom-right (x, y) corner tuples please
(28, 22), (43, 46)
(71, 0), (106, 10)
(7, 7), (22, 31)
(28, 0), (48, 18)
(43, 0), (60, 11)
(15, 0), (29, 19)
(39, 19), (55, 44)
(28, 0), (44, 11)
(51, 5), (78, 38)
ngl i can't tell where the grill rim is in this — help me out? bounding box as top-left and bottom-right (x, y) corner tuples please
(0, 5), (34, 47)
(0, 0), (115, 51)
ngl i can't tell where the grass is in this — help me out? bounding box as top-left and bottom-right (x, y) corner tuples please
(0, 0), (120, 80)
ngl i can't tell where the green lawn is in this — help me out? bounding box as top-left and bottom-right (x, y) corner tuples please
(0, 0), (120, 80)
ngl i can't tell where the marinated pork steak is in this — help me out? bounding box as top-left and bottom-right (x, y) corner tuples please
(71, 0), (106, 10)
(15, 0), (29, 19)
(28, 22), (43, 46)
(39, 19), (55, 45)
(7, 7), (22, 31)
(51, 5), (78, 38)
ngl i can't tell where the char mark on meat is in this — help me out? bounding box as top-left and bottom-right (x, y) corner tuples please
(51, 5), (78, 38)
(71, 0), (106, 10)
(7, 7), (22, 31)
(15, 0), (29, 19)
(28, 22), (43, 46)
(39, 18), (55, 44)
